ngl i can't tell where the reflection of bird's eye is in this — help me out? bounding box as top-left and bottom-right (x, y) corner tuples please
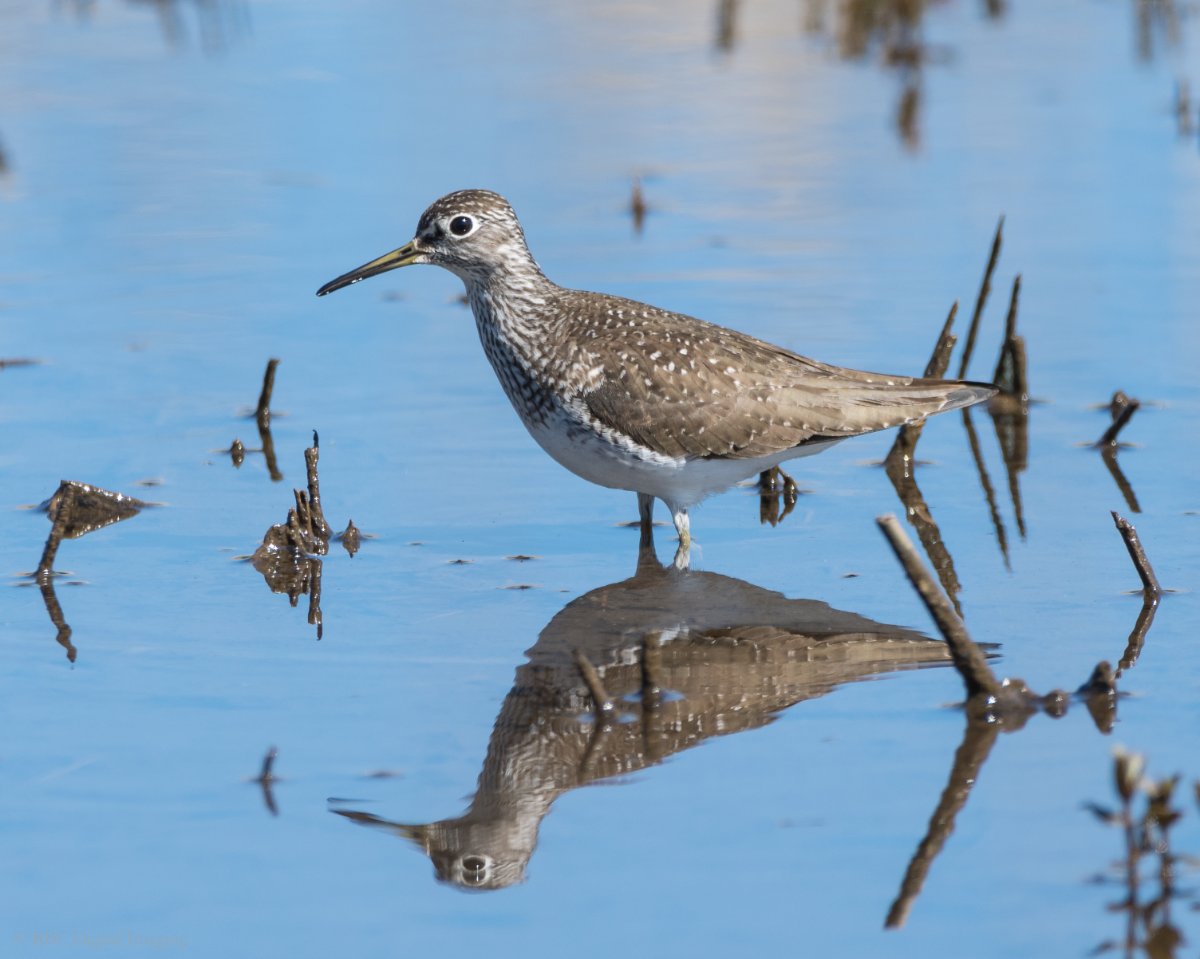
(449, 216), (474, 237)
(462, 855), (488, 884)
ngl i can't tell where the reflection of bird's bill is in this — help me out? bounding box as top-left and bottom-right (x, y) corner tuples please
(331, 808), (428, 849)
(316, 239), (424, 296)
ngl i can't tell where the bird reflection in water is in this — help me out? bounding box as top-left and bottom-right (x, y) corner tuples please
(331, 531), (954, 890)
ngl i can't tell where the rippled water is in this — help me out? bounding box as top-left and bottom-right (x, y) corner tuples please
(2, 1), (1198, 956)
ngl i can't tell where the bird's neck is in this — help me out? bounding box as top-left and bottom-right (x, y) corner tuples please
(460, 267), (580, 426)
(465, 266), (557, 338)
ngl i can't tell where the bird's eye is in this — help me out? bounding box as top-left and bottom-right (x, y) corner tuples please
(449, 215), (474, 237)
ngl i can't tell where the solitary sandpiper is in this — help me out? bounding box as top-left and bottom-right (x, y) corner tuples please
(317, 190), (994, 565)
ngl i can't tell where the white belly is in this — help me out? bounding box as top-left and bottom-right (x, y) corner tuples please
(523, 403), (841, 511)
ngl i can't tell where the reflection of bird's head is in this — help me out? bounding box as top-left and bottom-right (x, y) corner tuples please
(410, 818), (534, 891)
(331, 809), (532, 891)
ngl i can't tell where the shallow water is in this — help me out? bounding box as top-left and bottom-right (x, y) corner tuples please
(2, 1), (1199, 956)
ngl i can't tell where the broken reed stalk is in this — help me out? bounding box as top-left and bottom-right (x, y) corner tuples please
(304, 434), (332, 542)
(1096, 396), (1140, 448)
(36, 486), (74, 579)
(956, 216), (1004, 380)
(992, 274), (1027, 400)
(1111, 511), (1161, 601)
(573, 649), (619, 726)
(257, 746), (279, 783)
(924, 302), (958, 379)
(256, 358), (280, 426)
(887, 301), (958, 465)
(876, 514), (1000, 698)
(629, 177), (647, 233)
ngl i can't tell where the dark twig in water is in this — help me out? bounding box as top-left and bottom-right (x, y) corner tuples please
(1096, 393), (1140, 448)
(1076, 661), (1118, 734)
(256, 746), (280, 817)
(957, 216), (1004, 380)
(250, 437), (336, 639)
(1111, 511), (1162, 601)
(258, 746), (279, 783)
(887, 301), (958, 463)
(339, 520), (362, 557)
(991, 275), (1026, 401)
(629, 177), (647, 234)
(33, 481), (148, 662)
(876, 514), (999, 698)
(987, 275), (1029, 538)
(304, 436), (332, 542)
(884, 302), (964, 613)
(256, 358), (280, 427)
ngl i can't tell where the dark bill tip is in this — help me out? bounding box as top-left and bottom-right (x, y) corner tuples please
(315, 240), (422, 297)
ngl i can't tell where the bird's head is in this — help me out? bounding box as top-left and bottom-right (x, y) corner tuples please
(316, 189), (536, 295)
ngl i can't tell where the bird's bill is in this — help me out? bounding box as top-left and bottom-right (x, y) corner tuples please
(315, 239), (424, 296)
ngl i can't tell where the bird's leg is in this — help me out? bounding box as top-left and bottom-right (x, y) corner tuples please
(637, 492), (654, 529)
(671, 506), (691, 570)
(636, 492), (656, 557)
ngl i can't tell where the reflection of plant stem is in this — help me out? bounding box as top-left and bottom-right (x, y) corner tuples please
(886, 716), (1000, 928)
(1090, 750), (1192, 958)
(962, 407), (1009, 567)
(1117, 601), (1158, 677)
(883, 302), (963, 613)
(1101, 447), (1141, 514)
(38, 577), (77, 663)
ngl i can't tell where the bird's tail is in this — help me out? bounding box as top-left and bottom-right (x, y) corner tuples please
(927, 380), (997, 414)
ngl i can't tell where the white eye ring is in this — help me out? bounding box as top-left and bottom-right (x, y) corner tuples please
(448, 215), (476, 238)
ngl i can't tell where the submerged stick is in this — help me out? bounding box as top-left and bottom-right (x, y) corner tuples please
(256, 746), (280, 817)
(629, 177), (647, 234)
(992, 275), (1027, 400)
(256, 358), (280, 426)
(257, 746), (279, 783)
(876, 514), (1000, 698)
(305, 433), (332, 543)
(957, 216), (1004, 380)
(1096, 396), (1140, 448)
(887, 301), (958, 465)
(1110, 512), (1161, 601)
